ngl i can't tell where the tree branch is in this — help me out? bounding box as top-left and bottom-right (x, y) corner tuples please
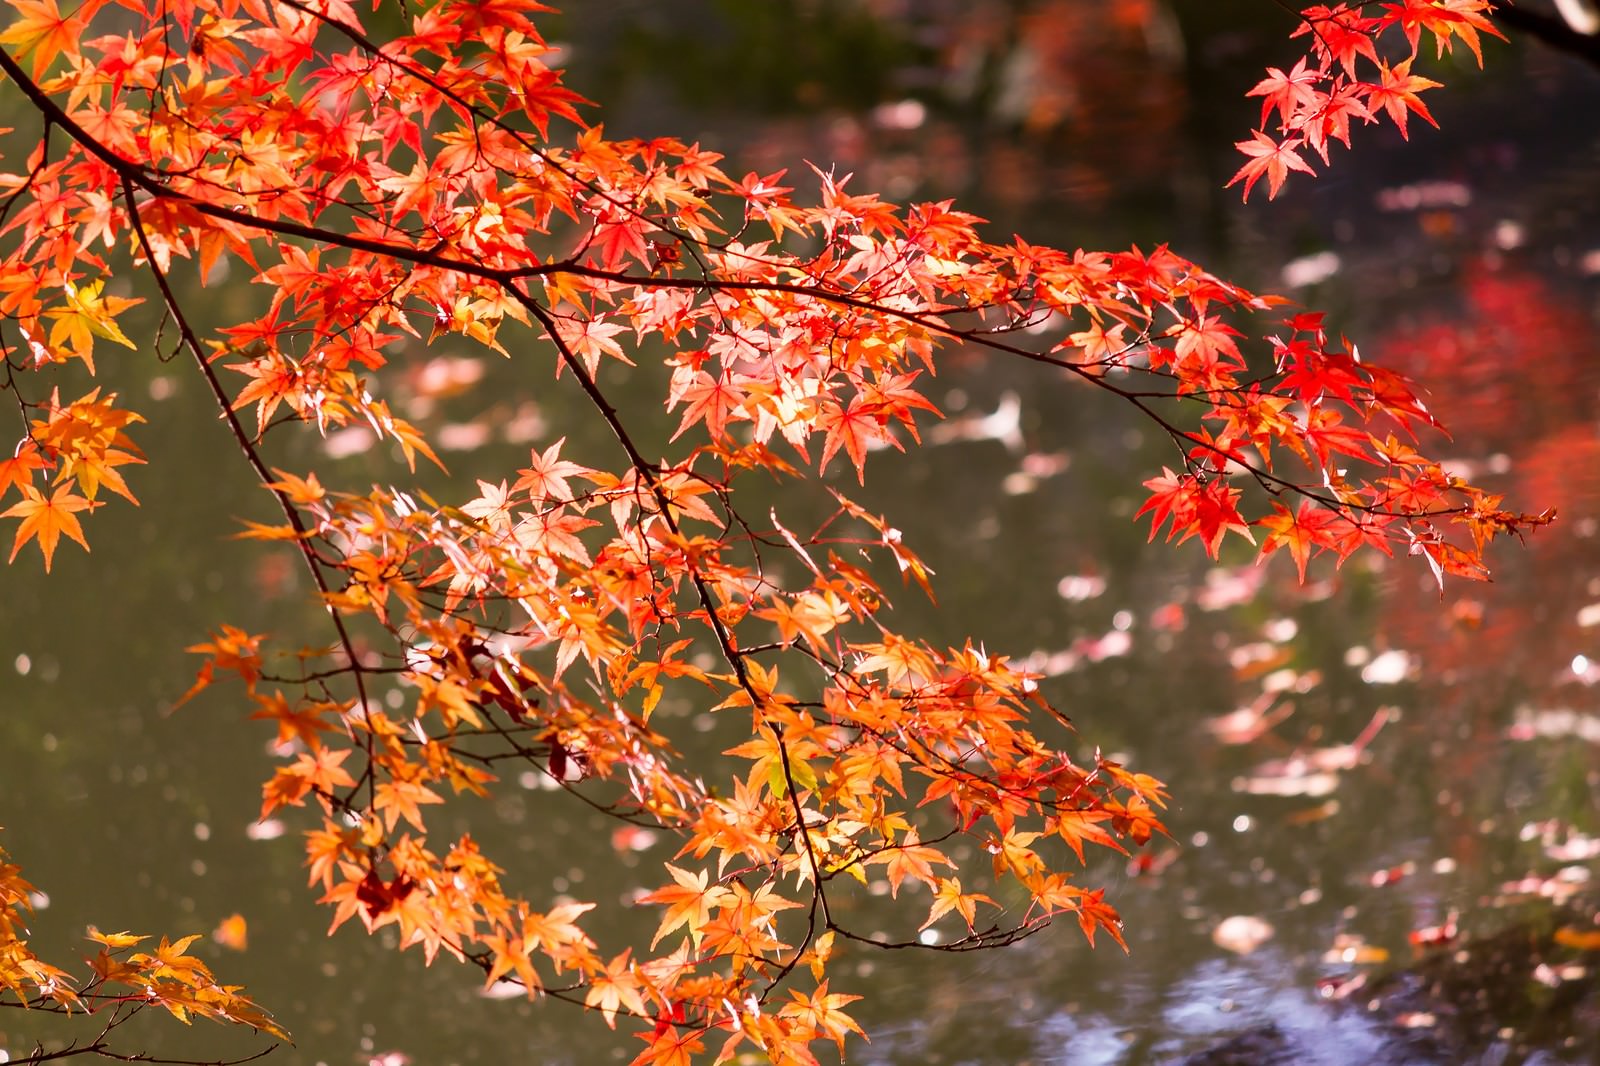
(1489, 0), (1600, 67)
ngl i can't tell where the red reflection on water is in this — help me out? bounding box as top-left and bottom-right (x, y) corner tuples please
(1374, 259), (1600, 704)
(1370, 257), (1600, 864)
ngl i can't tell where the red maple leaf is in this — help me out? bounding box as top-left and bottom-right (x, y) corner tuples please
(1228, 131), (1317, 201)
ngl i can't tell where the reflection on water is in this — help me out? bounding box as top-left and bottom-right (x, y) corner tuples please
(5, 4), (1600, 1065)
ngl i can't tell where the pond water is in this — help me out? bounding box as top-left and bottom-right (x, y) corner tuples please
(4, 4), (1600, 1064)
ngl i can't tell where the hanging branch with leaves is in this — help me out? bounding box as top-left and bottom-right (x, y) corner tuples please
(0, 1), (1548, 1062)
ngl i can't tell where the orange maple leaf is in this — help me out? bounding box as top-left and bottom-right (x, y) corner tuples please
(584, 949), (648, 1028)
(629, 1025), (705, 1066)
(1073, 888), (1128, 952)
(778, 980), (866, 1055)
(0, 444), (47, 499)
(3, 483), (92, 571)
(0, 0), (91, 77)
(636, 864), (734, 949)
(920, 876), (996, 932)
(872, 829), (952, 898)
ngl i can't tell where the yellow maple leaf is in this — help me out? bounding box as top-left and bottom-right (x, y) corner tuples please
(43, 280), (140, 374)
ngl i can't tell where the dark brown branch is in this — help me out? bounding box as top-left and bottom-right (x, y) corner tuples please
(1489, 0), (1600, 68)
(116, 175), (379, 809)
(14, 1039), (276, 1065)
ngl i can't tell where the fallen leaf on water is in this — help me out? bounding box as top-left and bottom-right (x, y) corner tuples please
(1534, 961), (1588, 986)
(1243, 706), (1393, 789)
(1506, 707), (1600, 743)
(1213, 914), (1274, 955)
(1323, 933), (1388, 965)
(1232, 770), (1340, 797)
(1205, 692), (1295, 745)
(611, 825), (660, 853)
(1497, 867), (1589, 905)
(1554, 926), (1600, 950)
(246, 818), (285, 841)
(213, 912), (248, 951)
(1408, 910), (1458, 950)
(1126, 849), (1179, 878)
(1544, 832), (1600, 862)
(1368, 861), (1416, 887)
(1317, 972), (1368, 1000)
(1360, 649), (1411, 684)
(1284, 799), (1340, 825)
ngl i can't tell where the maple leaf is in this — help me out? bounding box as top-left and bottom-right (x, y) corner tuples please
(1305, 81), (1374, 163)
(1386, 0), (1502, 65)
(304, 820), (360, 890)
(87, 928), (148, 949)
(1053, 810), (1121, 864)
(1228, 131), (1316, 201)
(261, 747), (356, 819)
(376, 157), (453, 222)
(522, 900), (596, 954)
(512, 437), (588, 504)
(630, 1025), (706, 1066)
(1133, 468), (1192, 544)
(1171, 313), (1245, 378)
(131, 933), (208, 984)
(555, 315), (632, 378)
(481, 929), (540, 994)
(1247, 56), (1322, 129)
(670, 370), (749, 443)
(264, 468), (327, 506)
(756, 589), (850, 650)
(778, 980), (866, 1055)
(637, 864), (734, 949)
(0, 443), (47, 498)
(585, 949), (648, 1028)
(0, 0), (89, 76)
(1302, 406), (1373, 468)
(176, 624), (265, 708)
(3, 484), (92, 571)
(988, 829), (1045, 881)
(1368, 58), (1442, 139)
(1193, 480), (1255, 559)
(1295, 5), (1380, 77)
(1073, 888), (1127, 951)
(1409, 530), (1490, 591)
(373, 777), (444, 832)
(871, 829), (952, 897)
(249, 690), (341, 750)
(228, 350), (301, 437)
(43, 280), (140, 374)
(817, 397), (891, 483)
(920, 876), (996, 932)
(586, 211), (652, 271)
(0, 0), (1550, 1057)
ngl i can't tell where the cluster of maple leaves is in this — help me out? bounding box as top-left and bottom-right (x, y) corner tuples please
(0, 0), (1552, 1062)
(1, 836), (287, 1050)
(1232, 1), (1501, 199)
